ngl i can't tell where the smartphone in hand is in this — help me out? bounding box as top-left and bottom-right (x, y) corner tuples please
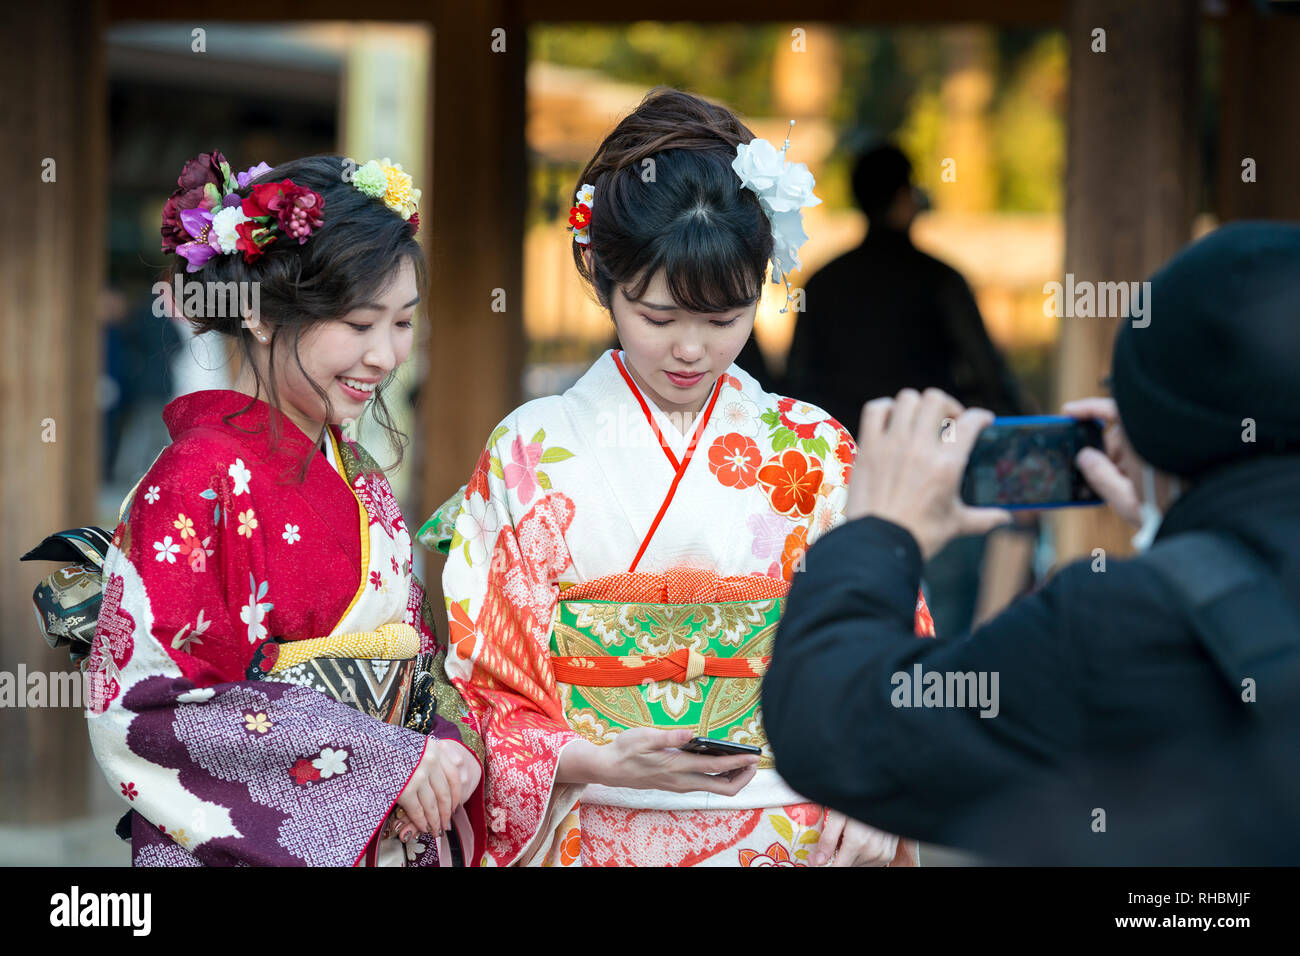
(680, 737), (762, 758)
(960, 415), (1105, 510)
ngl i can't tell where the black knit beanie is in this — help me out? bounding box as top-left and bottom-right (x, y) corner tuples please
(1110, 221), (1300, 478)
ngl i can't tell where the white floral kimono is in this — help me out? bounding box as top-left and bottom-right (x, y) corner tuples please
(421, 350), (933, 866)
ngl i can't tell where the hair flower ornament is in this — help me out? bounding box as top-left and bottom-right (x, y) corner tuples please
(229, 178), (326, 264)
(569, 183), (595, 245)
(161, 150), (323, 270)
(352, 158), (421, 226)
(161, 151), (281, 271)
(732, 121), (822, 310)
(162, 151), (423, 271)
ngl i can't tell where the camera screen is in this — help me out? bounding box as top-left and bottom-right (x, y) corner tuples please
(962, 419), (1103, 508)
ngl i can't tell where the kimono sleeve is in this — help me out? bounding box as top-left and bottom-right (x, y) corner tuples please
(439, 420), (585, 866)
(85, 440), (429, 866)
(404, 570), (489, 861)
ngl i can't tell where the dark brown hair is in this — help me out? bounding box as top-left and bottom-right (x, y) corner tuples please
(572, 88), (774, 314)
(164, 155), (424, 483)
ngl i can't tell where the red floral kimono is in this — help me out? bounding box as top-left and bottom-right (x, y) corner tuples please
(86, 389), (485, 866)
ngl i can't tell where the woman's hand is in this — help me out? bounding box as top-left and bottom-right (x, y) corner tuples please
(809, 809), (899, 866)
(438, 737), (483, 802)
(556, 728), (758, 796)
(390, 739), (482, 841)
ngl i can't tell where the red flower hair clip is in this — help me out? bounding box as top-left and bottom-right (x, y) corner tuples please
(569, 182), (594, 245)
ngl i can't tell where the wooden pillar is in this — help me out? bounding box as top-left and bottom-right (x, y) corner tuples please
(1053, 0), (1198, 566)
(1216, 0), (1300, 222)
(420, 3), (526, 627)
(0, 1), (106, 821)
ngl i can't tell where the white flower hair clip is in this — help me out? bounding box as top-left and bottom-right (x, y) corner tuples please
(732, 121), (822, 312)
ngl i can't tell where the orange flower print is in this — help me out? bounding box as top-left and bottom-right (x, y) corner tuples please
(784, 803), (822, 827)
(777, 397), (829, 440)
(780, 526), (808, 582)
(836, 433), (855, 467)
(558, 826), (581, 866)
(708, 433), (761, 489)
(739, 841), (800, 867)
(446, 599), (477, 661)
(466, 445), (491, 502)
(757, 449), (823, 518)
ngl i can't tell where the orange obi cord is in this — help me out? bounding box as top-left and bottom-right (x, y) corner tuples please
(552, 647), (770, 687)
(559, 568), (789, 604)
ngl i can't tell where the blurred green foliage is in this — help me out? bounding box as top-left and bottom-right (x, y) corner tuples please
(532, 23), (1065, 215)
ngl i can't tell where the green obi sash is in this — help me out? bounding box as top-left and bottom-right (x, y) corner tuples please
(549, 596), (783, 768)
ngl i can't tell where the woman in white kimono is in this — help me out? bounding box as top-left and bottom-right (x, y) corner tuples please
(420, 89), (934, 866)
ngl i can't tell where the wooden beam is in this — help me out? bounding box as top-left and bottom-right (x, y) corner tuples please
(1216, 0), (1300, 222)
(105, 0), (1065, 26)
(0, 0), (107, 823)
(505, 0), (1065, 24)
(1053, 0), (1198, 567)
(419, 2), (528, 634)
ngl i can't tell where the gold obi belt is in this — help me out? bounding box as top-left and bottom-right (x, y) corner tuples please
(549, 569), (789, 769)
(252, 622), (422, 727)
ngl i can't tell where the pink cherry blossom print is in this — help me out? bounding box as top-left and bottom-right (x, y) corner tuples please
(748, 511), (793, 560)
(503, 434), (544, 506)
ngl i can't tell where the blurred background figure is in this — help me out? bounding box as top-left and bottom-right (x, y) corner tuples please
(784, 142), (1035, 637)
(97, 287), (129, 483)
(784, 142), (1029, 429)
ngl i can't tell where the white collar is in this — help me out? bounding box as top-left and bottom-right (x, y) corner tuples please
(615, 350), (708, 449)
(320, 428), (340, 474)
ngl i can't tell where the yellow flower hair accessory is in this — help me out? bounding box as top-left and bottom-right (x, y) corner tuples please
(352, 158), (421, 222)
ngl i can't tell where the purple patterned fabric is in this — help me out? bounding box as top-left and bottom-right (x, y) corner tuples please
(122, 676), (428, 866)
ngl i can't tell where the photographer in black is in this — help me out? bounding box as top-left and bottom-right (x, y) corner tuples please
(764, 222), (1300, 863)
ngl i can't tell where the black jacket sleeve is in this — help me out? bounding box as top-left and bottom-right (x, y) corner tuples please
(763, 516), (1083, 846)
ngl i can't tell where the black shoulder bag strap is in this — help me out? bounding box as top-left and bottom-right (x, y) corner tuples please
(1142, 530), (1300, 714)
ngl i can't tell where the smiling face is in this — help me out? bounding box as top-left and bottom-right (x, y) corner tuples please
(609, 268), (757, 425)
(237, 256), (419, 442)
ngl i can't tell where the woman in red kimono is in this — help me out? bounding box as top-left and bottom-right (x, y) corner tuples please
(85, 152), (484, 866)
